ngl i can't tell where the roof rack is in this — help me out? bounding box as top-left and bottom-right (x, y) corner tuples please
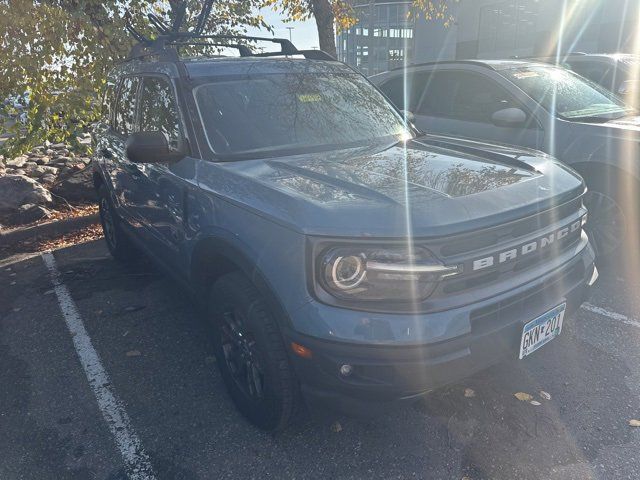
(126, 33), (335, 62)
(124, 2), (334, 63)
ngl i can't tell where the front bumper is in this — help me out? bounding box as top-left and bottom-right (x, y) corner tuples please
(286, 248), (597, 418)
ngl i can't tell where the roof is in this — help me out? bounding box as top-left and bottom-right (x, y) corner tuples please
(184, 57), (349, 78)
(386, 58), (549, 73)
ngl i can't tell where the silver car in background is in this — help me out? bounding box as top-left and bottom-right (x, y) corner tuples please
(372, 60), (640, 259)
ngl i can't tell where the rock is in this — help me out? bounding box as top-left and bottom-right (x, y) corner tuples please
(51, 142), (66, 150)
(24, 161), (38, 169)
(6, 155), (28, 168)
(80, 157), (91, 165)
(40, 174), (57, 185)
(51, 168), (95, 201)
(56, 156), (73, 164)
(41, 166), (58, 175)
(15, 203), (52, 224)
(72, 163), (86, 171)
(24, 165), (58, 178)
(35, 156), (51, 165)
(13, 169), (26, 175)
(45, 149), (54, 155)
(0, 175), (52, 212)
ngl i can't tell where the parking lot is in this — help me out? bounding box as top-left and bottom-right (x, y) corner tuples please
(0, 239), (638, 480)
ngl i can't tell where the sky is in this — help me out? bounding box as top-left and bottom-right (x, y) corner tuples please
(244, 5), (319, 50)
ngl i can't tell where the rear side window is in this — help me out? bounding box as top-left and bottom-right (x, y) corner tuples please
(113, 77), (139, 135)
(138, 77), (181, 150)
(379, 73), (428, 112)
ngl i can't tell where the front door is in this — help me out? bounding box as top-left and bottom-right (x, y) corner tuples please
(127, 75), (191, 266)
(412, 69), (544, 150)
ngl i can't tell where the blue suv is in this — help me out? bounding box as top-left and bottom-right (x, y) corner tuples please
(93, 35), (597, 431)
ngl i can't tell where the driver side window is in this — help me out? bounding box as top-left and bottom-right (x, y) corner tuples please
(138, 76), (182, 151)
(417, 70), (534, 127)
(449, 72), (521, 123)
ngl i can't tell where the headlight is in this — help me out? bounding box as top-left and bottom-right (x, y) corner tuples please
(318, 246), (461, 302)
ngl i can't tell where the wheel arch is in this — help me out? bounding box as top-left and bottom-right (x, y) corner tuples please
(189, 235), (293, 330)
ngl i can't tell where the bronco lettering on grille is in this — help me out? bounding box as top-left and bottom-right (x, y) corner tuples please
(472, 219), (582, 272)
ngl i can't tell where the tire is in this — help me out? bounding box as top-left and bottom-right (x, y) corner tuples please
(582, 174), (638, 265)
(97, 185), (137, 262)
(208, 272), (298, 431)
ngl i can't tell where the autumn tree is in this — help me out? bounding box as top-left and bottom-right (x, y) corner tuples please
(0, 0), (267, 155)
(263, 0), (453, 57)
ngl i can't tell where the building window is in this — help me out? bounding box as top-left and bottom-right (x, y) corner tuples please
(478, 1), (540, 55)
(389, 48), (404, 61)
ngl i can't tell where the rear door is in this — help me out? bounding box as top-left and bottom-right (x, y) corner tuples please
(412, 69), (544, 149)
(102, 76), (141, 225)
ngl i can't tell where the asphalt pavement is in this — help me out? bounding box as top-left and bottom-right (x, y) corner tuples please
(1, 239), (639, 480)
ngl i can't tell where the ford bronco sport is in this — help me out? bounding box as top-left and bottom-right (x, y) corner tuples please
(93, 34), (597, 431)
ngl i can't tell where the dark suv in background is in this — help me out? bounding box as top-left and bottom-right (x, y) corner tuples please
(535, 53), (640, 106)
(94, 35), (597, 431)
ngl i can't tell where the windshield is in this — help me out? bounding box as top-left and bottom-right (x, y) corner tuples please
(194, 71), (409, 159)
(502, 65), (634, 121)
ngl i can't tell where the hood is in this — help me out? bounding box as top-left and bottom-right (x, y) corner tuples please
(200, 135), (584, 237)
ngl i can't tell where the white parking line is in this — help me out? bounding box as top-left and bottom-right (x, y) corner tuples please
(582, 303), (640, 329)
(42, 252), (157, 480)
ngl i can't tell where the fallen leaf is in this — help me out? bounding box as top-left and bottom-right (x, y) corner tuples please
(464, 388), (476, 398)
(122, 330), (129, 337)
(10, 281), (16, 285)
(9, 273), (16, 277)
(514, 392), (533, 402)
(629, 419), (640, 427)
(530, 400), (542, 406)
(330, 421), (342, 433)
(44, 289), (55, 295)
(12, 307), (21, 312)
(205, 356), (217, 364)
(126, 350), (141, 357)
(539, 391), (551, 401)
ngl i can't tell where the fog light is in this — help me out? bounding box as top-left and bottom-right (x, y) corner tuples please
(340, 364), (353, 376)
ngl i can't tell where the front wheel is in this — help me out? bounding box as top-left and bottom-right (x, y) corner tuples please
(208, 272), (299, 431)
(583, 188), (627, 260)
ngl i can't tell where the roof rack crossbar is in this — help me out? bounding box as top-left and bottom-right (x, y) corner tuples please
(169, 41), (253, 57)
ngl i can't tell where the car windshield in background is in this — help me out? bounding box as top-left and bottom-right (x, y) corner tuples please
(194, 72), (409, 159)
(503, 65), (634, 121)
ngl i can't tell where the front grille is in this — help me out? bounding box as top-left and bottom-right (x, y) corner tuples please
(440, 198), (582, 257)
(428, 197), (585, 299)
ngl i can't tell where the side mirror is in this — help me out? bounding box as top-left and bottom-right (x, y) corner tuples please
(400, 110), (415, 123)
(491, 107), (528, 128)
(126, 131), (181, 164)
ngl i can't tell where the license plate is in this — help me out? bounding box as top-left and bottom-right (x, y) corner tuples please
(519, 303), (566, 359)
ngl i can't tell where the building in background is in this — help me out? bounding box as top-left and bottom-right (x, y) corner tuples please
(337, 0), (639, 75)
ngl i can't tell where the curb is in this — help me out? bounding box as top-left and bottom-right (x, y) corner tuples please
(0, 213), (100, 246)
